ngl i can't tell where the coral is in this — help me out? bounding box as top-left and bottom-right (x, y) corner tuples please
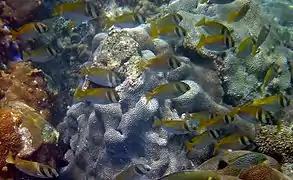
(168, 0), (292, 105)
(0, 62), (60, 179)
(238, 164), (292, 180)
(0, 108), (22, 177)
(0, 62), (51, 119)
(58, 24), (228, 179)
(254, 123), (293, 163)
(55, 0), (293, 179)
(0, 0), (45, 27)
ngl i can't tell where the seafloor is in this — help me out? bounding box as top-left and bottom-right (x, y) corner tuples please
(0, 0), (293, 179)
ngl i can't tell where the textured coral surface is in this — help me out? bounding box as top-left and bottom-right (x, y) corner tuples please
(0, 62), (51, 119)
(0, 108), (22, 176)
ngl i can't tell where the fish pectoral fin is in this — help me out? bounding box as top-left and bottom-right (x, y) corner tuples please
(196, 34), (206, 49)
(184, 141), (194, 153)
(5, 151), (15, 164)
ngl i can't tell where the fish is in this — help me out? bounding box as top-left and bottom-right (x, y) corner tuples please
(191, 113), (237, 133)
(198, 150), (280, 172)
(6, 151), (59, 179)
(158, 170), (241, 180)
(253, 24), (271, 54)
(114, 164), (151, 180)
(145, 82), (190, 104)
(152, 13), (183, 29)
(150, 13), (183, 36)
(152, 116), (199, 134)
(184, 129), (228, 153)
(196, 34), (235, 51)
(183, 111), (220, 122)
(137, 54), (182, 73)
(235, 36), (258, 58)
(73, 87), (120, 104)
(232, 105), (277, 125)
(80, 66), (121, 87)
(23, 43), (63, 63)
(196, 17), (233, 35)
(227, 3), (250, 23)
(52, 0), (99, 25)
(10, 22), (48, 40)
(250, 95), (291, 112)
(213, 134), (255, 155)
(150, 24), (187, 40)
(104, 12), (146, 29)
(259, 62), (282, 95)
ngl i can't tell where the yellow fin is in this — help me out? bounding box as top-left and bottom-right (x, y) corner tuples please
(196, 17), (206, 26)
(137, 60), (148, 73)
(150, 23), (159, 39)
(152, 116), (162, 128)
(73, 87), (85, 100)
(146, 92), (153, 104)
(6, 152), (15, 164)
(185, 141), (194, 153)
(196, 34), (206, 49)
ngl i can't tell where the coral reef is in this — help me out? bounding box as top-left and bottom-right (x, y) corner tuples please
(58, 23), (228, 179)
(0, 62), (60, 179)
(239, 164), (292, 180)
(0, 0), (47, 27)
(168, 0), (293, 105)
(0, 62), (51, 118)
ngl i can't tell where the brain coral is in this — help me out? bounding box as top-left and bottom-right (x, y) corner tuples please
(58, 24), (227, 179)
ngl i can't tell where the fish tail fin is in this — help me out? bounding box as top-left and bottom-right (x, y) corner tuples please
(103, 16), (114, 30)
(251, 45), (260, 56)
(145, 92), (153, 104)
(73, 87), (85, 100)
(52, 2), (63, 17)
(152, 116), (162, 128)
(184, 141), (193, 153)
(6, 151), (15, 164)
(150, 23), (159, 39)
(195, 17), (206, 26)
(196, 34), (206, 49)
(137, 60), (147, 73)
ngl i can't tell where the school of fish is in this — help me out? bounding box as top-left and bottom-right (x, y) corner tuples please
(5, 0), (293, 179)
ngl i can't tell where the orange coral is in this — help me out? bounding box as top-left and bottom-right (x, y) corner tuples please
(0, 108), (22, 177)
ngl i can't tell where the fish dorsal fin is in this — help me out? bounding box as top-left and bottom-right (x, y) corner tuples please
(217, 160), (229, 170)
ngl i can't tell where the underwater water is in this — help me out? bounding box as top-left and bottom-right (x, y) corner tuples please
(0, 0), (293, 179)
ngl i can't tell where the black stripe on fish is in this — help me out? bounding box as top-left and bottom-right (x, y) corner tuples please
(217, 160), (229, 170)
(39, 165), (51, 178)
(34, 23), (42, 33)
(173, 14), (183, 24)
(168, 57), (181, 69)
(134, 165), (145, 175)
(209, 129), (220, 139)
